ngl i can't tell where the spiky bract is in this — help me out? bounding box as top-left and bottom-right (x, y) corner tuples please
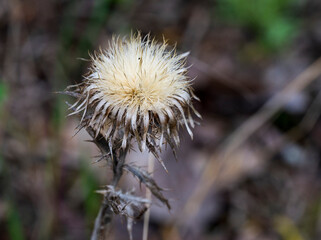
(68, 33), (200, 162)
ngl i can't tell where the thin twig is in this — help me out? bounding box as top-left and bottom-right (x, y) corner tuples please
(170, 56), (321, 236)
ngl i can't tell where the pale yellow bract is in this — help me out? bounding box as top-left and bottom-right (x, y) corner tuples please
(69, 32), (200, 162)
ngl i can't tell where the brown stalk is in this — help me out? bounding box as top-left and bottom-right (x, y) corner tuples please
(169, 56), (321, 238)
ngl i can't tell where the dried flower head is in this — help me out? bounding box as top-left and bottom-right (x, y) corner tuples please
(68, 32), (200, 163)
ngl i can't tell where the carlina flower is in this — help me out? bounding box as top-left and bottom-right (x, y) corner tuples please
(67, 32), (200, 168)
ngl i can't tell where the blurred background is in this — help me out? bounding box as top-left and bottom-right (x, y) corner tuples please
(1, 0), (321, 239)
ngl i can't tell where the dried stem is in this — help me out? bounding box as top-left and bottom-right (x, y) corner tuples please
(168, 56), (321, 238)
(91, 201), (113, 240)
(88, 126), (129, 240)
(142, 153), (155, 240)
(64, 99), (171, 240)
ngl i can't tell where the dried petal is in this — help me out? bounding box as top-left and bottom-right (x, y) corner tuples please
(67, 32), (200, 160)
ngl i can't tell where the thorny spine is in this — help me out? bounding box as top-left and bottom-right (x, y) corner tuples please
(64, 100), (169, 240)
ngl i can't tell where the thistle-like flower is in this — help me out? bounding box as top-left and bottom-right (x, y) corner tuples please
(68, 32), (200, 164)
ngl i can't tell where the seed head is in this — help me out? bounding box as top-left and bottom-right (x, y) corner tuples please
(68, 32), (200, 161)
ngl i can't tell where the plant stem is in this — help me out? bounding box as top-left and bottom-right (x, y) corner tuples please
(142, 153), (154, 240)
(88, 127), (129, 240)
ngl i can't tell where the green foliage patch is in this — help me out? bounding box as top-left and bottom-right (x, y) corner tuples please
(216, 0), (300, 51)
